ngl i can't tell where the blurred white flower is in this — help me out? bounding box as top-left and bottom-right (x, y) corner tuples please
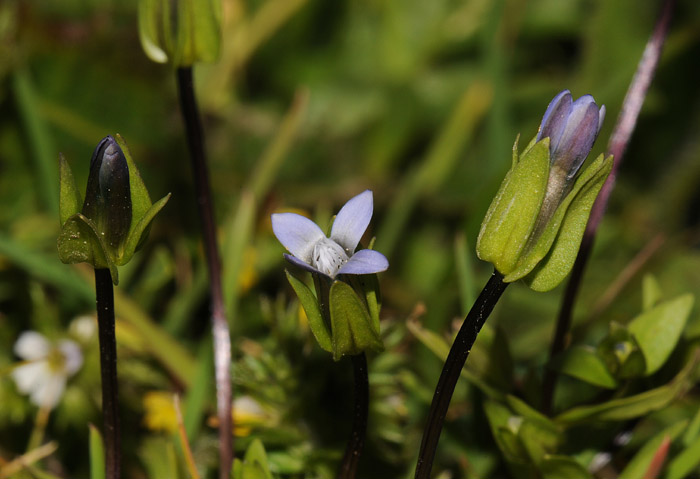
(11, 331), (83, 409)
(69, 314), (97, 341)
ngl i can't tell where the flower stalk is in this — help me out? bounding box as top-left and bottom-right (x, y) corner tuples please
(95, 268), (120, 479)
(414, 271), (508, 479)
(176, 66), (233, 479)
(337, 353), (369, 479)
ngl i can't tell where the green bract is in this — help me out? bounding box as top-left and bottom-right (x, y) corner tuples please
(476, 135), (613, 292)
(139, 0), (221, 66)
(57, 135), (171, 285)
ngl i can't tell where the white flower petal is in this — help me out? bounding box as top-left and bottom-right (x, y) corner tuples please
(58, 340), (83, 376)
(14, 331), (50, 360)
(12, 362), (51, 395)
(30, 374), (66, 409)
(271, 213), (325, 263)
(330, 190), (373, 253)
(336, 249), (389, 275)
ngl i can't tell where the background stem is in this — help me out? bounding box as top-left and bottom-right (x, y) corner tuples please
(541, 0), (675, 415)
(337, 353), (369, 479)
(414, 271), (508, 479)
(95, 268), (120, 479)
(176, 66), (233, 479)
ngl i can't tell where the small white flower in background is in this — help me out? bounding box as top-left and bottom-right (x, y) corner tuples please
(271, 190), (389, 278)
(69, 314), (97, 341)
(11, 331), (83, 409)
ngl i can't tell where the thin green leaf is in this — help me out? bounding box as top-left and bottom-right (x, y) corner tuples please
(619, 420), (687, 479)
(89, 425), (105, 479)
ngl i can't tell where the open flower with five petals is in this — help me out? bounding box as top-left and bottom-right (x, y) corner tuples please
(271, 190), (389, 278)
(11, 331), (83, 409)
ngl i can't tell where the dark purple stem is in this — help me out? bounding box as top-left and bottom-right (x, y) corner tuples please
(415, 271), (508, 479)
(95, 268), (120, 479)
(176, 67), (233, 478)
(542, 0), (675, 415)
(337, 353), (369, 479)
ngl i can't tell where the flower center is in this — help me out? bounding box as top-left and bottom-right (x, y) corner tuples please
(311, 238), (349, 277)
(46, 347), (67, 374)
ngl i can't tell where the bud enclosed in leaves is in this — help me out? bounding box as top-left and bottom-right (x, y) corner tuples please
(477, 90), (613, 292)
(57, 135), (171, 284)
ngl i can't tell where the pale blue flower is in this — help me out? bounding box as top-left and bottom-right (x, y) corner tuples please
(271, 190), (389, 278)
(537, 90), (606, 179)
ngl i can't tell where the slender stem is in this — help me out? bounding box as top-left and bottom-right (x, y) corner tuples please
(26, 406), (50, 452)
(414, 271), (508, 479)
(337, 353), (369, 479)
(95, 268), (120, 479)
(541, 0), (675, 415)
(176, 66), (233, 479)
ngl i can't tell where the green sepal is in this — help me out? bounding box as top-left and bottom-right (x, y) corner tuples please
(59, 154), (82, 226)
(284, 270), (332, 352)
(628, 293), (694, 375)
(329, 280), (383, 361)
(503, 153), (610, 284)
(57, 213), (119, 283)
(523, 154), (613, 291)
(115, 135), (152, 233)
(477, 138), (550, 275)
(138, 0), (221, 66)
(343, 273), (381, 336)
(117, 193), (171, 265)
(114, 135), (170, 266)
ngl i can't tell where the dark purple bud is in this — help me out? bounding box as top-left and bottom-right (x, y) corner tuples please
(537, 90), (605, 179)
(82, 136), (132, 249)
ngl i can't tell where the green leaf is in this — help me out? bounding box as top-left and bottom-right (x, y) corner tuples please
(89, 425), (105, 479)
(551, 345), (618, 389)
(476, 138), (550, 276)
(628, 293), (694, 375)
(540, 455), (592, 479)
(667, 431), (700, 479)
(682, 404), (700, 446)
(57, 213), (119, 283)
(555, 352), (698, 425)
(242, 439), (273, 479)
(59, 154), (82, 226)
(642, 273), (663, 311)
(329, 280), (383, 360)
(619, 420), (687, 479)
(285, 270), (331, 352)
(525, 153), (613, 291)
(484, 400), (529, 464)
(118, 193), (171, 265)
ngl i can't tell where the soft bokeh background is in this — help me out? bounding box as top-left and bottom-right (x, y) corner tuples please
(2, 0), (700, 477)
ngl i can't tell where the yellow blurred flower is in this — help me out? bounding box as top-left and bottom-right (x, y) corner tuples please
(143, 391), (178, 433)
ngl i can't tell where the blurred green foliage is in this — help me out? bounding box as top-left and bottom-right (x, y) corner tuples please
(2, 0), (700, 478)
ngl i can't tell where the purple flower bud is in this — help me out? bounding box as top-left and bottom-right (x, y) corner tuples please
(537, 90), (606, 179)
(81, 136), (132, 249)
